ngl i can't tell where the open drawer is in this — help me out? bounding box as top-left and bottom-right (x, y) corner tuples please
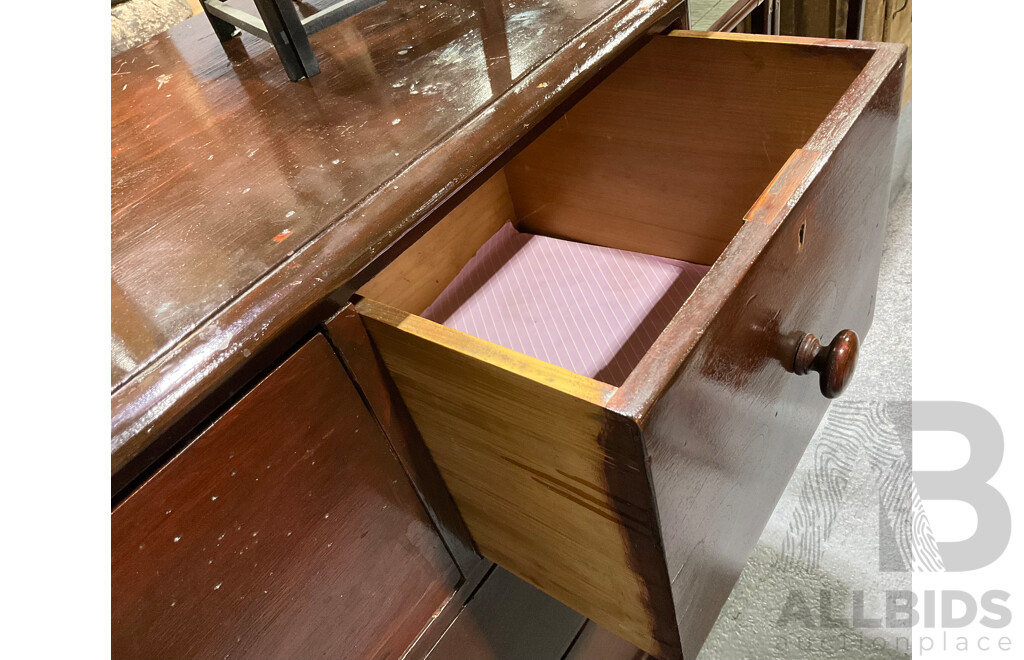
(353, 31), (905, 660)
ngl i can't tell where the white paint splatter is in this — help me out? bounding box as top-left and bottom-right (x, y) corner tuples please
(156, 73), (172, 90)
(392, 118), (401, 125)
(285, 210), (295, 218)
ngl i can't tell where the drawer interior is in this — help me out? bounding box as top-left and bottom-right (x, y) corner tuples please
(370, 193), (712, 387)
(354, 33), (876, 659)
(359, 34), (873, 389)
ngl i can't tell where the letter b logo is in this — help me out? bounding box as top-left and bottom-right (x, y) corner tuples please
(913, 402), (1011, 571)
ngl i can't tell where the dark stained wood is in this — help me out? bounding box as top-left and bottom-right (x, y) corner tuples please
(610, 33), (906, 659)
(425, 567), (586, 660)
(111, 0), (696, 479)
(648, 0), (691, 33)
(110, 0), (520, 388)
(742, 149), (824, 225)
(564, 620), (650, 660)
(792, 328), (859, 398)
(323, 304), (485, 572)
(112, 15), (905, 660)
(111, 334), (461, 659)
(404, 559), (495, 660)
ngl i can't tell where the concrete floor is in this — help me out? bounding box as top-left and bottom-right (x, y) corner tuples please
(697, 107), (913, 660)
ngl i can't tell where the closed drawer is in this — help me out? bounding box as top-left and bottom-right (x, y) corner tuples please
(354, 32), (905, 660)
(111, 335), (461, 659)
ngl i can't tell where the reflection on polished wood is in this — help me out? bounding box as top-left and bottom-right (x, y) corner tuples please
(111, 5), (907, 657)
(112, 0), (598, 390)
(111, 0), (688, 478)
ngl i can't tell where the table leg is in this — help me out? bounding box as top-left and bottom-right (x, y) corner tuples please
(255, 0), (321, 80)
(200, 0), (242, 41)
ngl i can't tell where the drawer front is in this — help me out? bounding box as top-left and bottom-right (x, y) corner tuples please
(111, 335), (461, 659)
(623, 38), (906, 659)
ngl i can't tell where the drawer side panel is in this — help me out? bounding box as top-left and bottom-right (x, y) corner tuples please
(356, 298), (681, 659)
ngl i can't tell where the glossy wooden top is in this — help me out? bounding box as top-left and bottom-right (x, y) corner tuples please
(111, 0), (684, 473)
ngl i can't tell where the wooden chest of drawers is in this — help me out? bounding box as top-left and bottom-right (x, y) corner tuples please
(352, 31), (904, 659)
(110, 4), (904, 658)
(111, 336), (463, 658)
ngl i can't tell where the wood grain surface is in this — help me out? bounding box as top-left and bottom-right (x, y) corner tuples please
(112, 19), (904, 660)
(110, 0), (613, 388)
(506, 34), (870, 266)
(112, 335), (460, 659)
(357, 171), (517, 315)
(355, 297), (680, 659)
(611, 33), (906, 659)
(347, 31), (903, 660)
(111, 0), (693, 481)
(324, 305), (484, 573)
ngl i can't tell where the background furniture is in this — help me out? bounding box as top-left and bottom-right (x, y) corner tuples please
(199, 0), (383, 81)
(690, 0), (911, 103)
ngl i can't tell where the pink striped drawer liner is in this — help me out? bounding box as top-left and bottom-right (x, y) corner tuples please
(421, 222), (710, 387)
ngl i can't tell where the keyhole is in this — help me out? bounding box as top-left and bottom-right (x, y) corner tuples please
(798, 222), (806, 251)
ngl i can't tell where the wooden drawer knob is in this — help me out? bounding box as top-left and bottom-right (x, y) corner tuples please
(792, 329), (859, 398)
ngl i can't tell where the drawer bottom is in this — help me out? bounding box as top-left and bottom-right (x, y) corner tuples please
(421, 220), (710, 386)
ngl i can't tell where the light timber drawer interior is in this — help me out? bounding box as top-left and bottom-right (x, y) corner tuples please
(355, 31), (905, 660)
